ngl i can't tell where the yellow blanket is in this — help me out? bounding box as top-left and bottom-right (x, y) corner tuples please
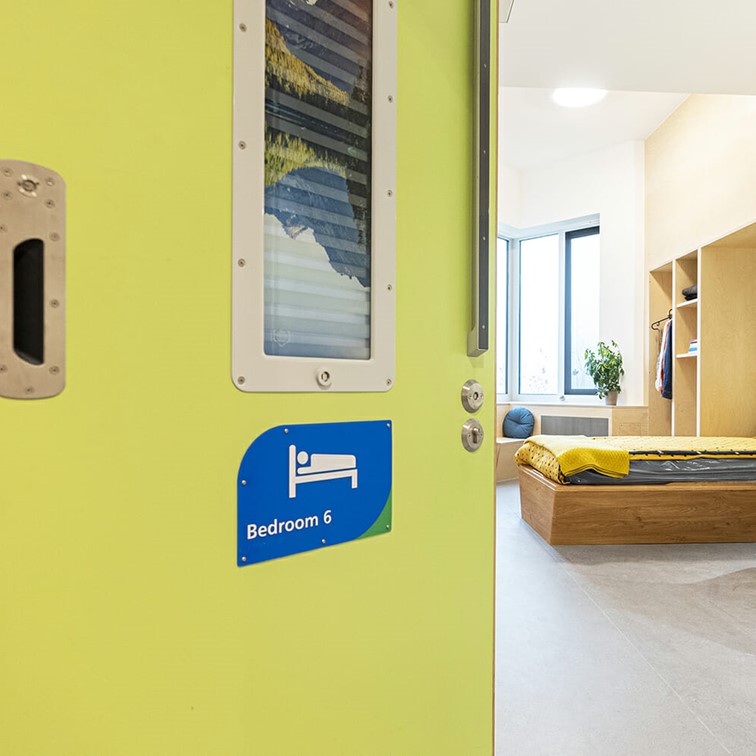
(515, 435), (756, 483)
(515, 435), (629, 483)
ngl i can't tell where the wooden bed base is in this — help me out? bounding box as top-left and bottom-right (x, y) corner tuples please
(518, 465), (756, 545)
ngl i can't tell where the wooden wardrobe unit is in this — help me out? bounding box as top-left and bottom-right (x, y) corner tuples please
(648, 221), (756, 437)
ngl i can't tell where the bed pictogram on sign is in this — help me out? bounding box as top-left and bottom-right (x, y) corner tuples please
(289, 445), (358, 499)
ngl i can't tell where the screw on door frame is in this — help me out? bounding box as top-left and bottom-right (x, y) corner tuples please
(316, 368), (332, 388)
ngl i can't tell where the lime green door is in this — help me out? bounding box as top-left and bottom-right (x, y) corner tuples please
(1, 2), (496, 753)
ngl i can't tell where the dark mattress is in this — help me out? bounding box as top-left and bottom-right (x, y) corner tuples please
(566, 458), (756, 485)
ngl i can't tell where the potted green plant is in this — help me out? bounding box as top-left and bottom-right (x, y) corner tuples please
(584, 340), (624, 405)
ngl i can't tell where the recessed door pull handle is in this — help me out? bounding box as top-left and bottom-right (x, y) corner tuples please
(0, 160), (66, 399)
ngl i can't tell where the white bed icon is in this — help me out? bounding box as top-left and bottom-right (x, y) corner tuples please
(288, 444), (358, 499)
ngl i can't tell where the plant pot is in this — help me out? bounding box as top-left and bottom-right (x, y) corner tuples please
(604, 391), (618, 406)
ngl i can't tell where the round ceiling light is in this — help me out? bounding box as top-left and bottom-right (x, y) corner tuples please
(552, 88), (608, 108)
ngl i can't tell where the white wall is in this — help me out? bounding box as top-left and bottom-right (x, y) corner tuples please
(498, 162), (521, 229)
(500, 141), (646, 406)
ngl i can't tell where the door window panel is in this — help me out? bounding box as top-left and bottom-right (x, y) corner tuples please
(263, 0), (373, 360)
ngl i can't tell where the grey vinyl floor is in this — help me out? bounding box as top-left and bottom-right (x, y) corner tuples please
(494, 481), (756, 756)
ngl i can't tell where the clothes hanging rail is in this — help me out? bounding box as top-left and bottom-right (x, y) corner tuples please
(651, 309), (673, 331)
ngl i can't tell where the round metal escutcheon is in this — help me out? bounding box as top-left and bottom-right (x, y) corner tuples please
(461, 419), (484, 452)
(461, 379), (485, 413)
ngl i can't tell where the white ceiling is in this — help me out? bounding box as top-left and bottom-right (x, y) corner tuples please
(501, 89), (688, 170)
(497, 0), (756, 171)
(499, 0), (756, 95)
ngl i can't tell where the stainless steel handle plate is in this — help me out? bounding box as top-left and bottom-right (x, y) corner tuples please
(0, 161), (65, 399)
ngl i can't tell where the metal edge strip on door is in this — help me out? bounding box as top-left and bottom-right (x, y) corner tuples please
(468, 0), (491, 357)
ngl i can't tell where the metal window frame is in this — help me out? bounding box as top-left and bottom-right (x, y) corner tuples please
(497, 214), (599, 403)
(232, 0), (397, 392)
(495, 237), (509, 398)
(564, 225), (600, 395)
(515, 230), (562, 400)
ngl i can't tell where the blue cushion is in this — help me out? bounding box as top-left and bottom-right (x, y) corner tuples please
(503, 407), (535, 439)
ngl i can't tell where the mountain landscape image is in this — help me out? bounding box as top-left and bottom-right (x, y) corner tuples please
(263, 0), (373, 360)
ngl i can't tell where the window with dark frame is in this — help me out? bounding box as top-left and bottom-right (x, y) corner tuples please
(565, 226), (600, 395)
(497, 217), (600, 401)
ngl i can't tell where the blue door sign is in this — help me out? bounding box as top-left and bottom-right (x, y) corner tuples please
(237, 421), (392, 566)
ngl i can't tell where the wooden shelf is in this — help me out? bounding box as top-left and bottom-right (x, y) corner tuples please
(650, 221), (756, 437)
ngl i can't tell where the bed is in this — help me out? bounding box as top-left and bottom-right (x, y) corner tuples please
(515, 435), (756, 544)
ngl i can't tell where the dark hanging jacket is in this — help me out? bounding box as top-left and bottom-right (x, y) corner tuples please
(662, 319), (673, 400)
